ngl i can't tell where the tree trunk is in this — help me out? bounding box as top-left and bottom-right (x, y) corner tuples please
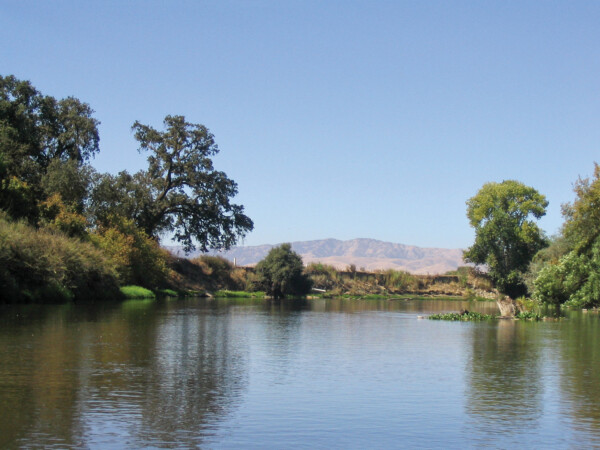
(496, 295), (516, 317)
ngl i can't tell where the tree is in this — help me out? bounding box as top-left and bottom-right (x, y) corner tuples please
(0, 75), (99, 180)
(91, 115), (253, 252)
(254, 244), (312, 299)
(0, 75), (99, 220)
(533, 164), (600, 307)
(464, 180), (548, 299)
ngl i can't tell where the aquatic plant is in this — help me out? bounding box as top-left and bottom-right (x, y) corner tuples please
(428, 311), (495, 321)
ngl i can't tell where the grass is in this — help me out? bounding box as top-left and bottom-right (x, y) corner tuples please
(213, 290), (266, 298)
(120, 285), (156, 299)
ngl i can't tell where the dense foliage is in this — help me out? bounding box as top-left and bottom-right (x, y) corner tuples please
(464, 180), (548, 298)
(533, 164), (600, 307)
(91, 115), (253, 252)
(0, 213), (120, 303)
(0, 75), (99, 222)
(254, 244), (313, 298)
(0, 74), (252, 303)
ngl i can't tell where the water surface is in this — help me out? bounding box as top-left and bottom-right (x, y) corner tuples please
(1, 298), (599, 448)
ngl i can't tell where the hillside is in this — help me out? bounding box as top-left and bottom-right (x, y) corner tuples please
(169, 238), (466, 275)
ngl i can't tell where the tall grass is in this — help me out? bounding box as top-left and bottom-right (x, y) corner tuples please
(376, 269), (419, 291)
(0, 215), (121, 303)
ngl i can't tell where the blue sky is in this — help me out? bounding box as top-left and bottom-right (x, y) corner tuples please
(2, 1), (599, 249)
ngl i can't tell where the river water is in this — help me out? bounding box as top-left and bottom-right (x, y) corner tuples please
(1, 297), (599, 448)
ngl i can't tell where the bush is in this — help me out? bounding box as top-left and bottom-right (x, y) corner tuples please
(90, 216), (170, 289)
(254, 244), (312, 298)
(0, 215), (120, 303)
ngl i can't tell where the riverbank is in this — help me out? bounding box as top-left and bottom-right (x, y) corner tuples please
(0, 212), (496, 303)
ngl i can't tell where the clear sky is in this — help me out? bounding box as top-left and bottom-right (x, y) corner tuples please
(2, 1), (599, 249)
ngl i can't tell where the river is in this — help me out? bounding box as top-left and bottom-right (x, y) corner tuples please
(1, 297), (599, 448)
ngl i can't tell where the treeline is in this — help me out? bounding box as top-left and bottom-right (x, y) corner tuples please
(527, 164), (600, 308)
(0, 75), (252, 303)
(172, 248), (495, 300)
(463, 167), (600, 310)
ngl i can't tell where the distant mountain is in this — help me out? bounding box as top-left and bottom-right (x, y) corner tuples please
(167, 238), (466, 275)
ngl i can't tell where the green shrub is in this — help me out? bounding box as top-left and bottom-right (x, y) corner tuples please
(120, 285), (156, 299)
(0, 216), (120, 303)
(515, 310), (543, 321)
(90, 216), (170, 289)
(213, 290), (265, 298)
(254, 244), (312, 298)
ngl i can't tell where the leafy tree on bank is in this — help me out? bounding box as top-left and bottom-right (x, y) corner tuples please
(254, 244), (313, 299)
(464, 180), (548, 299)
(90, 115), (253, 252)
(533, 164), (600, 307)
(0, 75), (99, 221)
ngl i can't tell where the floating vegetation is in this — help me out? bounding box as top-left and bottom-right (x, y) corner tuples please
(428, 311), (495, 321)
(515, 310), (544, 321)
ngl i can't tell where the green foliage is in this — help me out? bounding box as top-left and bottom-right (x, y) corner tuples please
(254, 244), (313, 298)
(428, 311), (495, 321)
(90, 216), (170, 289)
(38, 193), (88, 238)
(213, 290), (266, 298)
(120, 285), (156, 299)
(0, 75), (99, 221)
(91, 115), (253, 252)
(515, 310), (543, 321)
(0, 176), (39, 222)
(41, 159), (95, 213)
(534, 239), (600, 308)
(562, 163), (600, 252)
(0, 215), (120, 303)
(524, 235), (571, 294)
(464, 180), (548, 298)
(533, 165), (600, 308)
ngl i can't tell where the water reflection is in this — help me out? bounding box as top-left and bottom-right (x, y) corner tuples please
(558, 312), (600, 438)
(4, 298), (600, 447)
(0, 299), (249, 448)
(465, 320), (544, 440)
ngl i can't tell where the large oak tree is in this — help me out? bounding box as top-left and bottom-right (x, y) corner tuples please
(91, 115), (253, 252)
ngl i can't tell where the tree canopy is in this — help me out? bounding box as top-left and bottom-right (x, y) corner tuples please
(464, 180), (548, 298)
(533, 164), (600, 307)
(254, 244), (312, 299)
(90, 115), (253, 252)
(0, 75), (99, 181)
(0, 75), (99, 221)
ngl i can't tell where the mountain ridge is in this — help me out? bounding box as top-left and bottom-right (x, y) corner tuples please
(168, 238), (466, 275)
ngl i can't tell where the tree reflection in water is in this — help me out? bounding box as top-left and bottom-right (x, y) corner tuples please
(0, 299), (249, 448)
(465, 320), (544, 437)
